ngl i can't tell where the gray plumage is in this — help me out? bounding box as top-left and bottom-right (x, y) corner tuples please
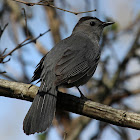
(23, 16), (114, 135)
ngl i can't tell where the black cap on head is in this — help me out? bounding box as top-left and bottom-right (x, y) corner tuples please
(78, 16), (101, 23)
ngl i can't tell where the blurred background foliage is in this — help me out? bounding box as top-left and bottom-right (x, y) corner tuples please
(0, 0), (140, 140)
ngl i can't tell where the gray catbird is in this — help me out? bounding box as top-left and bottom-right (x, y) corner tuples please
(23, 16), (114, 135)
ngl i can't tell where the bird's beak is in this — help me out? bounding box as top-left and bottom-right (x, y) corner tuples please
(102, 21), (115, 27)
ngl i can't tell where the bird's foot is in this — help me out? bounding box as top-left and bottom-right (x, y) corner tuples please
(80, 93), (89, 101)
(76, 87), (89, 101)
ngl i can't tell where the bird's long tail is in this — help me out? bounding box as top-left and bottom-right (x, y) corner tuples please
(23, 86), (57, 135)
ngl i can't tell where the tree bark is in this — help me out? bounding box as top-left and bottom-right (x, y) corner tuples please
(0, 78), (140, 130)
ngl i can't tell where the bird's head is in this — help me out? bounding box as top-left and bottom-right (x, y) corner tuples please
(73, 16), (114, 41)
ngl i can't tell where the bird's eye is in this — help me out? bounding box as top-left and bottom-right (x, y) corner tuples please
(90, 21), (95, 26)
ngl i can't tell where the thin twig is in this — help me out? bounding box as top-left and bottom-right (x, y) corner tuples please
(120, 71), (140, 81)
(12, 0), (96, 15)
(0, 37), (30, 61)
(22, 8), (29, 37)
(22, 29), (51, 46)
(0, 71), (6, 74)
(0, 48), (7, 55)
(0, 23), (8, 39)
(0, 29), (50, 63)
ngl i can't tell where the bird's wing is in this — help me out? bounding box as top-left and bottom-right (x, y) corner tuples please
(55, 40), (100, 86)
(30, 54), (47, 83)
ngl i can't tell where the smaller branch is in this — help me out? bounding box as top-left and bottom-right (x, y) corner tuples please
(13, 0), (96, 15)
(0, 29), (50, 63)
(23, 29), (51, 45)
(48, 5), (96, 15)
(0, 71), (6, 74)
(1, 58), (11, 64)
(0, 37), (30, 63)
(22, 8), (29, 37)
(0, 23), (8, 39)
(0, 73), (17, 82)
(20, 19), (48, 55)
(0, 48), (7, 55)
(120, 71), (140, 81)
(4, 38), (30, 57)
(73, 10), (97, 15)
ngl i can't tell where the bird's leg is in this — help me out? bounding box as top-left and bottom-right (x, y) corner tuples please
(76, 87), (88, 100)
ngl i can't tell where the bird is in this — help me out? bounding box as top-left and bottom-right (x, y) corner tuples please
(23, 16), (114, 135)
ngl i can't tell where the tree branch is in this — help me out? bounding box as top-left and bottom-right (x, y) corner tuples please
(0, 78), (140, 130)
(12, 0), (96, 15)
(0, 29), (50, 63)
